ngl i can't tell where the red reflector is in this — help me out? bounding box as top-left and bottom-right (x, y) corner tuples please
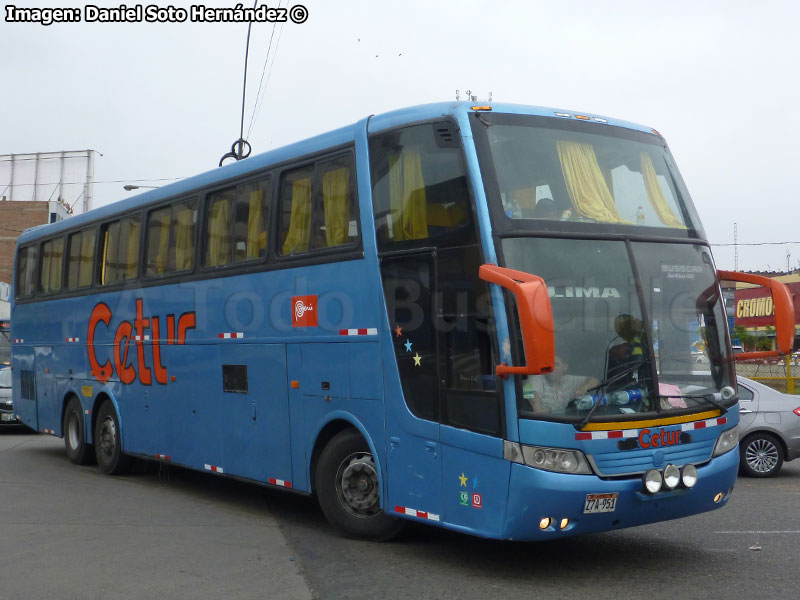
(794, 407), (800, 417)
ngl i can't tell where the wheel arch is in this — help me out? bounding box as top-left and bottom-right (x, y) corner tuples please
(308, 413), (385, 504)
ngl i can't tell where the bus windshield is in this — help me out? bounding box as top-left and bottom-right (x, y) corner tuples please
(502, 238), (735, 421)
(481, 114), (701, 233)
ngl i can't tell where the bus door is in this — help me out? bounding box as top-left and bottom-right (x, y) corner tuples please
(381, 252), (443, 520)
(218, 343), (292, 484)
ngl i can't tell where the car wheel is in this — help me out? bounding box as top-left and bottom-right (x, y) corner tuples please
(740, 433), (784, 477)
(63, 397), (93, 465)
(315, 429), (404, 541)
(94, 400), (131, 475)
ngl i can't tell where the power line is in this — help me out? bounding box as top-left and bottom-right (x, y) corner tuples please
(2, 176), (185, 187)
(712, 241), (800, 247)
(247, 0), (285, 140)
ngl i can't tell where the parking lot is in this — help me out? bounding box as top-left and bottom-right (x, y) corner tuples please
(2, 428), (799, 600)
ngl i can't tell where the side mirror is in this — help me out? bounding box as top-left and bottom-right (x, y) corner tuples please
(718, 270), (796, 361)
(479, 264), (555, 377)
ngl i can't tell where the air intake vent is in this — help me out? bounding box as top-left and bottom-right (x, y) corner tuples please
(434, 124), (458, 148)
(20, 370), (35, 401)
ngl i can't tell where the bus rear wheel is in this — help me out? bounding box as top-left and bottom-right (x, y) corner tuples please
(315, 430), (403, 541)
(94, 400), (131, 475)
(63, 397), (93, 465)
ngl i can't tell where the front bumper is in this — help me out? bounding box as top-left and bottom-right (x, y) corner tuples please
(502, 446), (739, 541)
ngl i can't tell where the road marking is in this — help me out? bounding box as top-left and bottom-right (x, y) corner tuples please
(715, 530), (800, 534)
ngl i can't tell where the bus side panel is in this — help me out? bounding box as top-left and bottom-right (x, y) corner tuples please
(34, 345), (57, 434)
(296, 342), (386, 495)
(218, 342), (292, 484)
(12, 347), (37, 431)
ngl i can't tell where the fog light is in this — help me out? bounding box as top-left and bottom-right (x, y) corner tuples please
(681, 465), (698, 488)
(643, 469), (663, 494)
(663, 464), (680, 489)
(539, 517), (551, 530)
(713, 492), (723, 503)
(559, 518), (569, 530)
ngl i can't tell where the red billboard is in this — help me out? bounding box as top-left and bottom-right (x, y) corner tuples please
(734, 282), (800, 328)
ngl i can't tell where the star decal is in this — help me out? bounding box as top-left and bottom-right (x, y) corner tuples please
(413, 352), (422, 366)
(394, 324), (402, 338)
(458, 472), (468, 487)
(404, 339), (412, 352)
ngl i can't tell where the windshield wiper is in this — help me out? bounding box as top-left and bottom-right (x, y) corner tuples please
(576, 359), (648, 430)
(656, 388), (735, 412)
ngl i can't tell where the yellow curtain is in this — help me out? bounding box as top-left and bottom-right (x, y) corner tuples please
(322, 167), (350, 247)
(246, 190), (266, 259)
(388, 148), (427, 241)
(50, 238), (63, 291)
(40, 243), (52, 293)
(207, 198), (229, 266)
(153, 210), (170, 275)
(101, 230), (109, 284)
(640, 153), (686, 228)
(79, 230), (94, 287)
(174, 204), (194, 270)
(124, 220), (140, 280)
(556, 141), (627, 223)
(282, 178), (312, 254)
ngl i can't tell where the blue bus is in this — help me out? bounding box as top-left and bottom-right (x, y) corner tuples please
(10, 102), (795, 541)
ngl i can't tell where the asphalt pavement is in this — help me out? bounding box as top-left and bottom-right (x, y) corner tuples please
(2, 428), (798, 600)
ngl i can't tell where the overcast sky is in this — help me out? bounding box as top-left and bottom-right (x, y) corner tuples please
(2, 0), (798, 271)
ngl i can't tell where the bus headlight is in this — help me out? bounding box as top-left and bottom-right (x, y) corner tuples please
(520, 445), (592, 474)
(643, 469), (663, 494)
(712, 425), (739, 457)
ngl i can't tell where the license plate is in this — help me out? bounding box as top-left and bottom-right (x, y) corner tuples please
(583, 492), (618, 514)
(1, 413), (15, 422)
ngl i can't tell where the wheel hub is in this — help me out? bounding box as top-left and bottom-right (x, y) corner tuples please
(746, 439), (779, 473)
(338, 454), (380, 516)
(98, 416), (116, 457)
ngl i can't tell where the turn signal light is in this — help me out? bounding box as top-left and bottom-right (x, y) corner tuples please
(793, 407), (800, 417)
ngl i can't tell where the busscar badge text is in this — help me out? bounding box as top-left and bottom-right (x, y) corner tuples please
(87, 299), (196, 385)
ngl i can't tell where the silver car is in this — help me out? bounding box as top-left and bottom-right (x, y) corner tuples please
(0, 366), (16, 425)
(737, 376), (800, 477)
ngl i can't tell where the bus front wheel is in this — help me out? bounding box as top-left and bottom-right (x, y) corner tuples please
(94, 400), (131, 475)
(63, 397), (93, 465)
(315, 430), (403, 541)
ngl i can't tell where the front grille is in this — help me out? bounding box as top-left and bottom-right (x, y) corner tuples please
(589, 439), (715, 477)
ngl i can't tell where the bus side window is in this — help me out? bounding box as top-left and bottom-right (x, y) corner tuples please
(317, 157), (357, 249)
(369, 122), (472, 248)
(16, 244), (39, 298)
(146, 199), (197, 277)
(66, 228), (96, 290)
(100, 216), (140, 285)
(280, 155), (357, 256)
(39, 237), (64, 295)
(204, 178), (269, 269)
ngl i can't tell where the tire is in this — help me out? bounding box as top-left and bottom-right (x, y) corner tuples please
(63, 397), (93, 465)
(94, 400), (131, 475)
(315, 430), (404, 541)
(739, 433), (784, 477)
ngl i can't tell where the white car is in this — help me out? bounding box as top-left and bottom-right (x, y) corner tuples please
(0, 367), (17, 425)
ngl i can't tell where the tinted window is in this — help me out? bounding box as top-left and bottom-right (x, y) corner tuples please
(39, 237), (64, 294)
(279, 155), (358, 255)
(145, 199), (197, 277)
(101, 216), (140, 285)
(370, 122), (472, 248)
(204, 178), (270, 268)
(66, 228), (96, 290)
(16, 245), (38, 298)
(738, 385), (754, 401)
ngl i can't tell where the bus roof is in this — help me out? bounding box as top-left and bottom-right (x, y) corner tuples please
(17, 101), (655, 245)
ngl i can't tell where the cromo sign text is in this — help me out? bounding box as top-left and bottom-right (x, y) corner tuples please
(87, 299), (196, 385)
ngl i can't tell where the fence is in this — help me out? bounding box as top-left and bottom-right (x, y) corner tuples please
(736, 360), (799, 394)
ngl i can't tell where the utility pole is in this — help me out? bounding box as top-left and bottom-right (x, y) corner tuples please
(734, 222), (738, 271)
